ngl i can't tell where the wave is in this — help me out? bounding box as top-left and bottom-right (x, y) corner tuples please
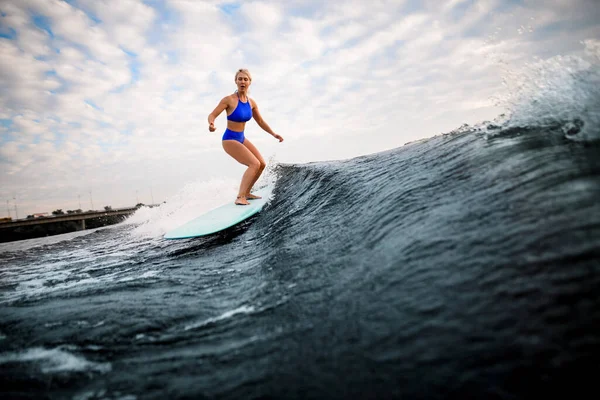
(2, 108), (598, 400)
(0, 347), (111, 374)
(491, 38), (600, 142)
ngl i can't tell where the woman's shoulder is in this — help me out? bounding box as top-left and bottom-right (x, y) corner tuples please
(220, 93), (236, 106)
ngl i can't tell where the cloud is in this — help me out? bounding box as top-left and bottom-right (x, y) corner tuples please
(0, 0), (598, 217)
(240, 1), (283, 32)
(0, 39), (52, 112)
(77, 0), (156, 53)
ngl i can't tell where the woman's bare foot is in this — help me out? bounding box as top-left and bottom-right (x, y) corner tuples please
(247, 193), (262, 200)
(235, 196), (249, 205)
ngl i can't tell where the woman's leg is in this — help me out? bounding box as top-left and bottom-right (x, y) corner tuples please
(222, 140), (261, 205)
(242, 138), (266, 198)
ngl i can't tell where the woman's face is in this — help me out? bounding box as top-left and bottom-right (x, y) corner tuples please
(236, 73), (251, 92)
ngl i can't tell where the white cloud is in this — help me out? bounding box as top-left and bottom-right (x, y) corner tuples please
(0, 40), (52, 112)
(240, 1), (282, 32)
(77, 0), (155, 53)
(323, 21), (368, 48)
(0, 0), (597, 217)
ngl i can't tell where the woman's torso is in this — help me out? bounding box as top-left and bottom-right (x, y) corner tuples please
(226, 93), (253, 132)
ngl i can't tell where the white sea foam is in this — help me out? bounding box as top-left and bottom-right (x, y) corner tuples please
(124, 177), (240, 239)
(0, 259), (149, 304)
(492, 39), (600, 141)
(0, 347), (111, 373)
(73, 390), (137, 400)
(124, 165), (279, 241)
(118, 270), (160, 282)
(184, 305), (256, 331)
(0, 229), (97, 254)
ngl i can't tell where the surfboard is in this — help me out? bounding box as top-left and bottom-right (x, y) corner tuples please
(163, 192), (269, 240)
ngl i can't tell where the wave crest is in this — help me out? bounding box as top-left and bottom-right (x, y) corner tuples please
(493, 39), (600, 141)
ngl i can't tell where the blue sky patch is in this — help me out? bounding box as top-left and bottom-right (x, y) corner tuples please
(96, 121), (113, 129)
(1, 132), (14, 146)
(219, 3), (240, 15)
(144, 0), (181, 47)
(53, 132), (67, 147)
(447, 0), (476, 22)
(110, 50), (142, 93)
(342, 36), (363, 50)
(401, 0), (426, 14)
(32, 14), (54, 38)
(164, 50), (179, 64)
(121, 48), (137, 58)
(129, 58), (141, 83)
(70, 0), (102, 24)
(120, 47), (142, 84)
(35, 55), (53, 62)
(0, 27), (16, 40)
(85, 100), (103, 111)
(62, 0), (100, 24)
(44, 70), (67, 94)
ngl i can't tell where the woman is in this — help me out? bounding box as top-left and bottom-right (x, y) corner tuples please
(208, 68), (284, 205)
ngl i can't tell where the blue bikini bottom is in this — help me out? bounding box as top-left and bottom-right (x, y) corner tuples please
(222, 128), (245, 143)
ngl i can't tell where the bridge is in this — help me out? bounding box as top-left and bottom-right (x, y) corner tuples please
(0, 207), (141, 231)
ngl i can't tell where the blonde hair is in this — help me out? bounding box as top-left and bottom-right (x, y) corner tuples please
(235, 68), (252, 82)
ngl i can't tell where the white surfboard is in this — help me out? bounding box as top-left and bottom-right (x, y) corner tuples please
(164, 192), (269, 240)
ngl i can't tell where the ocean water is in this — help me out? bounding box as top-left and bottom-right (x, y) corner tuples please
(1, 53), (600, 399)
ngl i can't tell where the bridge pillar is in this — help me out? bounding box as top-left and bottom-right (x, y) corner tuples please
(80, 219), (86, 231)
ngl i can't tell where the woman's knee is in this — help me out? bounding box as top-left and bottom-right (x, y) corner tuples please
(248, 158), (261, 171)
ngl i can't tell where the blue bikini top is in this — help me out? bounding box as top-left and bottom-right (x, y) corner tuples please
(227, 93), (252, 122)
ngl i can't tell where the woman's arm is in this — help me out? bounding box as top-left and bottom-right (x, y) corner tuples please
(208, 97), (229, 132)
(251, 99), (284, 142)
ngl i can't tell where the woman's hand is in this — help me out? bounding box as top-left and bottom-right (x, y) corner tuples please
(209, 122), (216, 132)
(273, 133), (284, 142)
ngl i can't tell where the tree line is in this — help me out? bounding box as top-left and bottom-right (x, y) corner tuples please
(26, 206), (114, 219)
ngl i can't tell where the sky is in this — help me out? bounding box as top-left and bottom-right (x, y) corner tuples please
(1, 0), (599, 218)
